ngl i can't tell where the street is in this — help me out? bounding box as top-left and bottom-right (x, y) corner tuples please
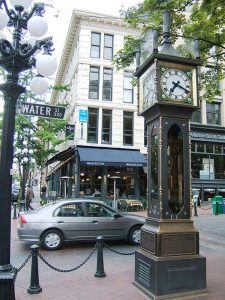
(11, 202), (225, 300)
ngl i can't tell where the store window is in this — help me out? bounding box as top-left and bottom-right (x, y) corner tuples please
(103, 34), (113, 60)
(90, 32), (101, 58)
(80, 166), (102, 197)
(123, 71), (133, 103)
(123, 111), (133, 146)
(102, 68), (113, 101)
(89, 66), (100, 100)
(191, 142), (225, 179)
(102, 109), (112, 144)
(206, 103), (221, 125)
(87, 108), (98, 143)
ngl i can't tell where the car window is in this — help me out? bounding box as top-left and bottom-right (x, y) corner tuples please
(86, 203), (115, 217)
(55, 203), (84, 217)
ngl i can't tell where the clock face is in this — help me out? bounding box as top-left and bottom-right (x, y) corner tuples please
(143, 69), (156, 110)
(161, 68), (191, 101)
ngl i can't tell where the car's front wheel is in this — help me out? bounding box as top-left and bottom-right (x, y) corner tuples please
(128, 225), (141, 245)
(41, 229), (63, 250)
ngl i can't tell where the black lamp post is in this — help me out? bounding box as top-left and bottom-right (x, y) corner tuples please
(14, 135), (36, 211)
(0, 0), (57, 298)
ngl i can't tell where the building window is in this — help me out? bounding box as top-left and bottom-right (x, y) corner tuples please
(123, 71), (133, 103)
(102, 109), (112, 144)
(206, 103), (221, 125)
(103, 34), (113, 60)
(191, 109), (201, 123)
(123, 111), (133, 146)
(87, 108), (98, 143)
(90, 32), (101, 58)
(102, 68), (113, 101)
(89, 67), (100, 100)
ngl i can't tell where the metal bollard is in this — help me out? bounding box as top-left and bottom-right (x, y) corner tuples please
(27, 244), (42, 294)
(215, 201), (219, 216)
(95, 236), (106, 278)
(12, 203), (17, 219)
(19, 200), (26, 213)
(194, 202), (198, 217)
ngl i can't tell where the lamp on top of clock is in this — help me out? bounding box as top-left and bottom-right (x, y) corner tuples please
(133, 11), (207, 300)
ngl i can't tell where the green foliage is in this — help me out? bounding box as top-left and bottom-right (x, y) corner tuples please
(113, 36), (142, 70)
(114, 0), (225, 102)
(52, 84), (71, 92)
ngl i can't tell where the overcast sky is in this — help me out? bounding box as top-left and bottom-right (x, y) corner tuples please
(48, 0), (142, 61)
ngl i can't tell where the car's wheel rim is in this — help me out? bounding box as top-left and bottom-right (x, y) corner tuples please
(132, 229), (140, 243)
(45, 233), (60, 248)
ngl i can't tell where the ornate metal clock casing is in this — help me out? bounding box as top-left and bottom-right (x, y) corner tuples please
(139, 58), (199, 114)
(134, 12), (206, 299)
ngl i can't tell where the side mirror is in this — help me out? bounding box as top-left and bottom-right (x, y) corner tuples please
(113, 213), (120, 219)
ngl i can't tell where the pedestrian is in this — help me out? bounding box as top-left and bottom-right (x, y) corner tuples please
(25, 185), (34, 210)
(40, 184), (47, 205)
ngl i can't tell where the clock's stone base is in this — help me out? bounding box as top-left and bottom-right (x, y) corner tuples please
(134, 250), (207, 299)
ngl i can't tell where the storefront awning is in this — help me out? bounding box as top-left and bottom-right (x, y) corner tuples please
(77, 146), (147, 167)
(45, 146), (75, 166)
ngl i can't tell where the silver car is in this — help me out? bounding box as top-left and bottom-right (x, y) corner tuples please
(17, 199), (145, 250)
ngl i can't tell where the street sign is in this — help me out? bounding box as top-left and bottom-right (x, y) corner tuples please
(79, 109), (88, 122)
(18, 102), (66, 119)
(66, 124), (75, 140)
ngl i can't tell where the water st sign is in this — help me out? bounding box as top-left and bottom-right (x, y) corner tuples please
(79, 109), (88, 122)
(18, 102), (66, 119)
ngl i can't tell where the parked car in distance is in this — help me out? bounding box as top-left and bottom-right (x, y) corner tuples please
(17, 199), (145, 250)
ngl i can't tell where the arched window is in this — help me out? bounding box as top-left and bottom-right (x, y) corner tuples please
(167, 124), (184, 214)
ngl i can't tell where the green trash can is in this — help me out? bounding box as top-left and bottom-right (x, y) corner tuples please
(212, 196), (223, 214)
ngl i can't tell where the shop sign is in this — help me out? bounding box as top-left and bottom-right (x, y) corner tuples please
(66, 124), (75, 140)
(191, 131), (225, 142)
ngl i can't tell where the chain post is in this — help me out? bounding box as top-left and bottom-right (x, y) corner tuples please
(27, 245), (42, 294)
(95, 236), (106, 278)
(12, 203), (17, 219)
(19, 200), (26, 213)
(194, 202), (198, 217)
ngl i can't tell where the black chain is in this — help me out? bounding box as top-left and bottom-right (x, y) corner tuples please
(103, 242), (136, 255)
(16, 251), (32, 273)
(198, 205), (213, 210)
(37, 247), (96, 273)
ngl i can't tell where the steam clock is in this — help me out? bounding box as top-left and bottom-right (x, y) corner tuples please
(134, 12), (207, 299)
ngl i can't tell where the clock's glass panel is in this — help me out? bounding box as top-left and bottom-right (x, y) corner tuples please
(167, 124), (184, 214)
(149, 125), (159, 216)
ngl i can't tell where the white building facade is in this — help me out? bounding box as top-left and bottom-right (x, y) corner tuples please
(47, 10), (147, 200)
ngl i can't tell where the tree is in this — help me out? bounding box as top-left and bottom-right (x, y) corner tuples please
(113, 0), (225, 102)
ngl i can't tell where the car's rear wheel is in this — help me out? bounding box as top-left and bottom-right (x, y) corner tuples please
(41, 229), (63, 250)
(128, 225), (141, 245)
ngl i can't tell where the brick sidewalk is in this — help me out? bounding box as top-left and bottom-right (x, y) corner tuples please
(12, 200), (225, 300)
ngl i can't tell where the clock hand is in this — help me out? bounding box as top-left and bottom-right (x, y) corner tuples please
(176, 83), (190, 94)
(170, 81), (180, 93)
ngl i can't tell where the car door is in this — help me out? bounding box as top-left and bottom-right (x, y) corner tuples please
(84, 202), (126, 240)
(54, 202), (91, 241)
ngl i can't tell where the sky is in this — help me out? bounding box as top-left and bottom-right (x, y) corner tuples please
(0, 0), (142, 113)
(48, 0), (142, 62)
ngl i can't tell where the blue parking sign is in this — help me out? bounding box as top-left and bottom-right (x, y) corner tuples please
(79, 109), (88, 122)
